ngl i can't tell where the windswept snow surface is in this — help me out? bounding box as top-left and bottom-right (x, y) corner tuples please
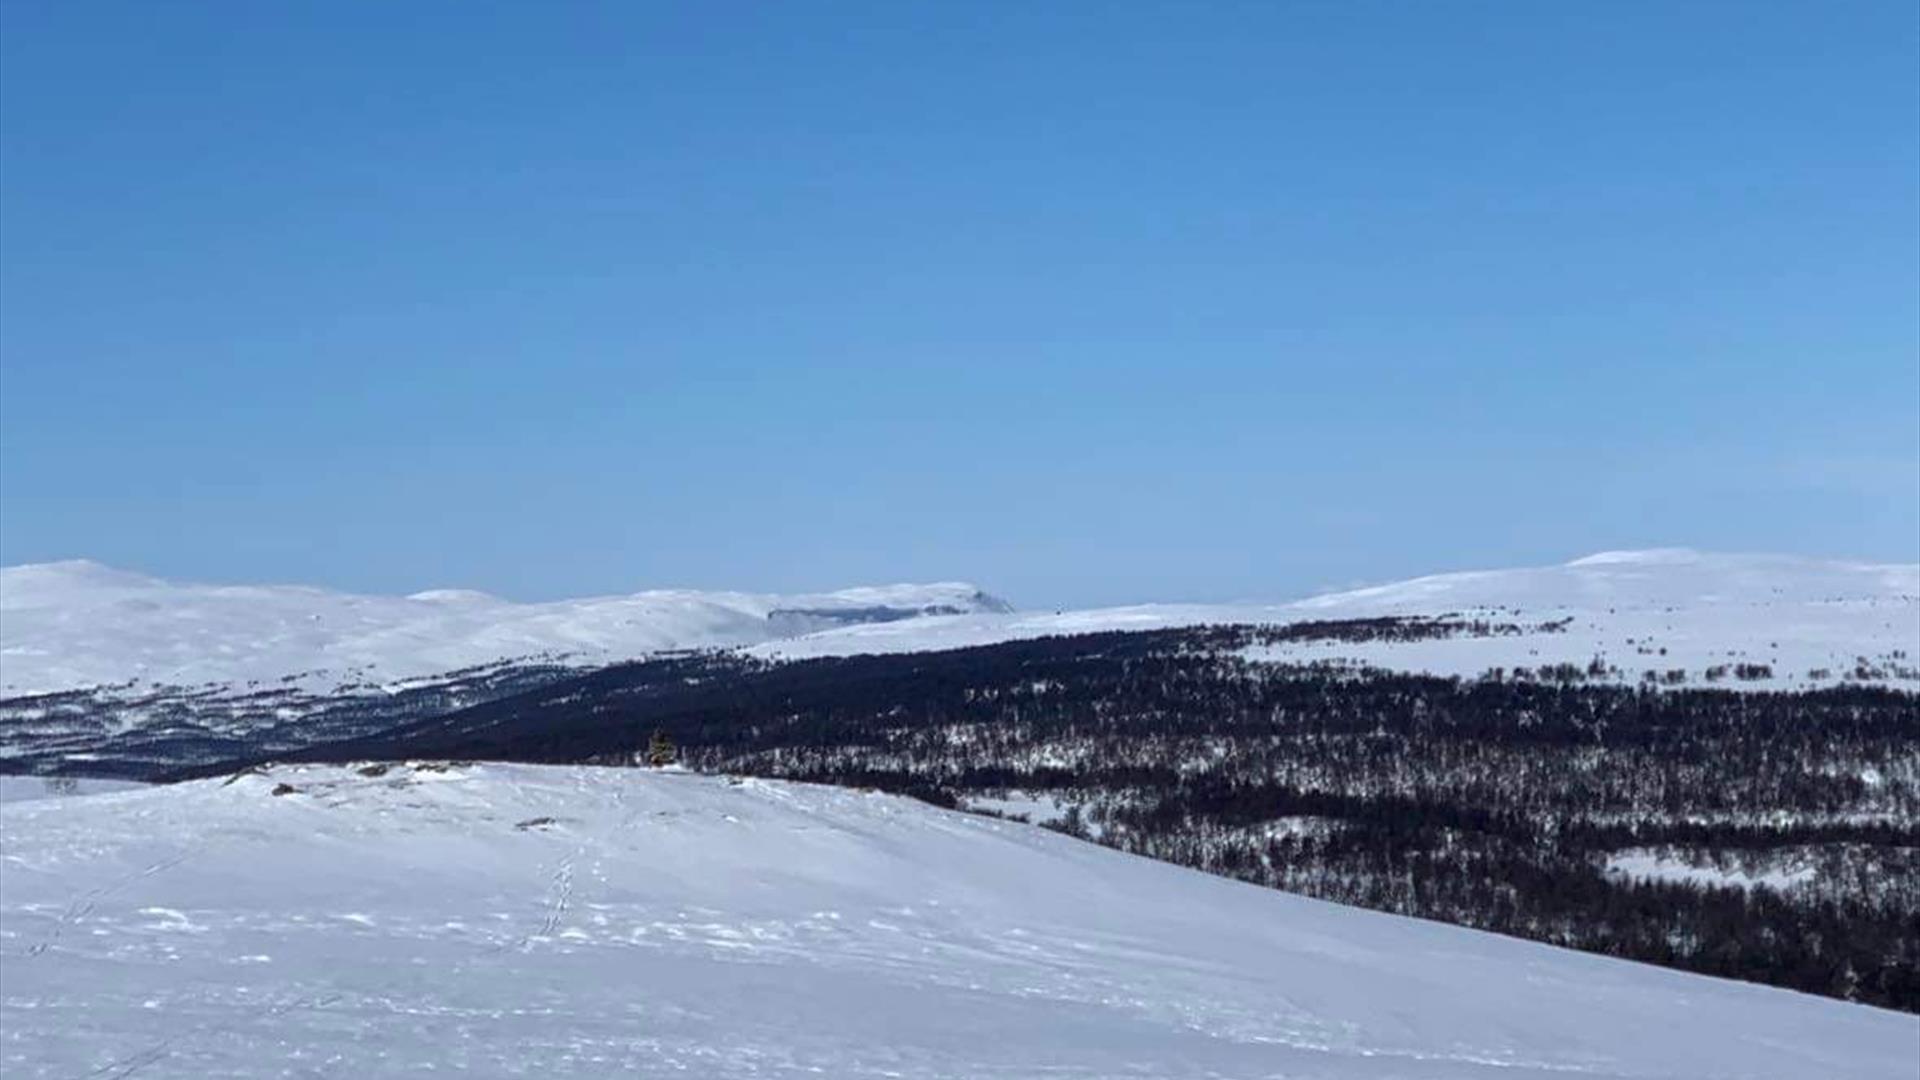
(0, 560), (1009, 696)
(0, 764), (1912, 1079)
(753, 549), (1919, 689)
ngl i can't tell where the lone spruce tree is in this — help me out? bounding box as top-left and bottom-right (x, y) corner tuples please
(646, 729), (677, 768)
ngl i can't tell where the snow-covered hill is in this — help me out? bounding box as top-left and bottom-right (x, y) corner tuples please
(1, 762), (1910, 1079)
(5, 550), (1912, 700)
(2, 551), (1912, 777)
(0, 560), (1010, 696)
(753, 549), (1919, 690)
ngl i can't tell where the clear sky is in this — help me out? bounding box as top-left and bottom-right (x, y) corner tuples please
(1, 2), (1915, 608)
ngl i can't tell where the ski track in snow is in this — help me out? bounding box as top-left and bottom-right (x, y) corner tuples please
(1, 763), (1913, 1079)
(21, 851), (195, 960)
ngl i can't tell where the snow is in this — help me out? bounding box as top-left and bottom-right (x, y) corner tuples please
(0, 560), (1009, 696)
(1292, 548), (1916, 611)
(0, 775), (149, 804)
(3, 550), (1913, 706)
(960, 790), (1077, 828)
(1605, 850), (1818, 893)
(0, 762), (1910, 1079)
(752, 550), (1920, 689)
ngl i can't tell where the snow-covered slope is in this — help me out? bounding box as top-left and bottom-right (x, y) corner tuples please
(1, 763), (1910, 1079)
(0, 560), (1010, 696)
(753, 549), (1919, 689)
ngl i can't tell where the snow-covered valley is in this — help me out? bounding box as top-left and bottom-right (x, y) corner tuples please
(3, 548), (1916, 1031)
(1, 762), (1912, 1079)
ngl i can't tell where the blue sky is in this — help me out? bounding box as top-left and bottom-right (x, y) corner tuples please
(2, 2), (1915, 607)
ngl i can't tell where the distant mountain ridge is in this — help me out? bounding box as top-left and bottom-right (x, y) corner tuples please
(0, 559), (1011, 696)
(2, 550), (1914, 779)
(748, 549), (1918, 691)
(5, 549), (1917, 698)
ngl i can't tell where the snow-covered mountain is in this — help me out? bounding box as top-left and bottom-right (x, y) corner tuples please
(753, 548), (1920, 690)
(4, 549), (1911, 699)
(0, 559), (1011, 696)
(2, 762), (1910, 1079)
(2, 550), (1913, 778)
